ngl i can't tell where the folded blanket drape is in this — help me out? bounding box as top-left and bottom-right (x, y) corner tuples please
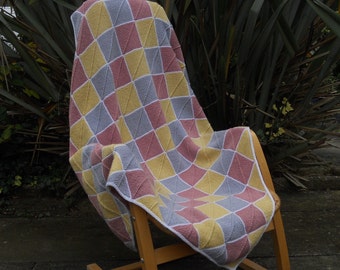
(69, 0), (275, 269)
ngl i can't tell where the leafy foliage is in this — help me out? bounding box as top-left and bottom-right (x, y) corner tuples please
(155, 0), (340, 186)
(0, 0), (81, 197)
(0, 0), (339, 191)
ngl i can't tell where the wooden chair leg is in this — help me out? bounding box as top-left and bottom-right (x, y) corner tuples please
(87, 204), (196, 270)
(87, 264), (103, 270)
(129, 204), (196, 269)
(249, 130), (290, 270)
(240, 209), (290, 270)
(113, 262), (143, 270)
(239, 258), (267, 270)
(129, 204), (158, 270)
(271, 209), (290, 270)
(87, 262), (142, 270)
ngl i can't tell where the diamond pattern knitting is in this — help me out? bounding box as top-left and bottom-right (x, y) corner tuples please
(69, 0), (275, 269)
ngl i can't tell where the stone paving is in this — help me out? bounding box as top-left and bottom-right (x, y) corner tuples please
(0, 189), (339, 270)
(0, 136), (339, 270)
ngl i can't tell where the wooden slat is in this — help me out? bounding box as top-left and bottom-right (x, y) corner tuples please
(240, 258), (267, 270)
(87, 264), (103, 270)
(112, 261), (142, 270)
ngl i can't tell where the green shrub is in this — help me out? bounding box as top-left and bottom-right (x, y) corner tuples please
(0, 0), (339, 191)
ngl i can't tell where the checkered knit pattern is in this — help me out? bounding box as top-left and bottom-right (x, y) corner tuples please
(69, 0), (275, 268)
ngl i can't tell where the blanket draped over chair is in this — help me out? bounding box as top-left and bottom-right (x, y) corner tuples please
(69, 0), (275, 269)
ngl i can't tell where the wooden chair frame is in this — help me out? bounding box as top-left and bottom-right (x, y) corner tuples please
(87, 131), (290, 270)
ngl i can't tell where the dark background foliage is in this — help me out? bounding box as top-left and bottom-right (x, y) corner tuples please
(0, 0), (339, 197)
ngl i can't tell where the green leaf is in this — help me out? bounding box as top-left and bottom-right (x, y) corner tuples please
(248, 0), (289, 69)
(306, 0), (340, 38)
(302, 39), (340, 110)
(0, 125), (13, 143)
(14, 1), (73, 67)
(0, 22), (58, 100)
(52, 0), (82, 11)
(23, 88), (40, 99)
(0, 88), (47, 119)
(13, 175), (22, 187)
(239, 0), (265, 64)
(271, 0), (298, 56)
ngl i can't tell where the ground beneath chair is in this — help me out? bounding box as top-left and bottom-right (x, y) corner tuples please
(0, 189), (339, 269)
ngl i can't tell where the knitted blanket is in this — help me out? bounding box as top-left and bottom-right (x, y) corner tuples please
(69, 0), (275, 269)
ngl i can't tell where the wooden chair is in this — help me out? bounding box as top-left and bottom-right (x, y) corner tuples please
(69, 1), (290, 269)
(86, 131), (289, 270)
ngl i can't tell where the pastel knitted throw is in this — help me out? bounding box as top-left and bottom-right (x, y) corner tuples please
(69, 0), (275, 269)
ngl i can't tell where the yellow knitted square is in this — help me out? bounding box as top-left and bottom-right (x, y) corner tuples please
(122, 213), (133, 235)
(69, 150), (83, 172)
(116, 118), (133, 143)
(196, 119), (213, 136)
(82, 170), (96, 195)
(101, 145), (116, 160)
(247, 166), (266, 191)
(194, 219), (225, 248)
(195, 170), (225, 194)
(86, 2), (113, 38)
(196, 203), (230, 219)
(194, 148), (220, 169)
(248, 226), (266, 247)
(72, 81), (100, 115)
(166, 72), (189, 97)
(70, 118), (93, 149)
(156, 125), (175, 151)
(155, 181), (171, 198)
(136, 18), (158, 48)
(110, 154), (123, 173)
(255, 194), (274, 221)
(137, 195), (162, 220)
(160, 100), (176, 122)
(236, 130), (254, 159)
(146, 153), (175, 180)
(79, 42), (106, 77)
(116, 83), (142, 115)
(97, 191), (121, 219)
(191, 135), (211, 148)
(125, 49), (150, 80)
(149, 2), (170, 23)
